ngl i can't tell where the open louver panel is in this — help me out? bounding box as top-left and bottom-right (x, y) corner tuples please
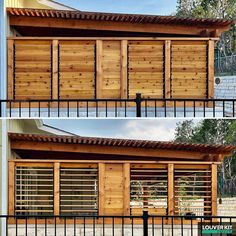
(130, 166), (168, 215)
(174, 168), (212, 216)
(60, 165), (98, 215)
(15, 165), (54, 215)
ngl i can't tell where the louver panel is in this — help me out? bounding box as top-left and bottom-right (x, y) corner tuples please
(60, 167), (98, 215)
(130, 167), (168, 215)
(15, 166), (54, 215)
(174, 168), (212, 216)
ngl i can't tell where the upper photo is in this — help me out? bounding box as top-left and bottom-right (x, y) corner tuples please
(0, 0), (235, 118)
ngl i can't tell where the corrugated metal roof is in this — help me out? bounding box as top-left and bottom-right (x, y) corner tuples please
(7, 8), (234, 27)
(9, 133), (236, 154)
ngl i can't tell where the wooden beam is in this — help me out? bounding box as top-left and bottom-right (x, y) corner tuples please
(9, 16), (229, 36)
(165, 40), (171, 98)
(8, 37), (219, 41)
(208, 40), (214, 99)
(52, 40), (59, 99)
(123, 163), (130, 215)
(54, 162), (60, 216)
(11, 140), (208, 160)
(8, 161), (15, 215)
(96, 40), (103, 99)
(98, 163), (105, 215)
(211, 164), (217, 216)
(7, 39), (14, 100)
(9, 159), (222, 165)
(121, 40), (128, 99)
(168, 164), (174, 215)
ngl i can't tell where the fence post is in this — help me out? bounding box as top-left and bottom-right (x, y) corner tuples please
(143, 210), (148, 236)
(135, 93), (142, 117)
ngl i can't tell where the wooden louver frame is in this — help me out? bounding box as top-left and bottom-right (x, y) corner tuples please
(7, 38), (215, 102)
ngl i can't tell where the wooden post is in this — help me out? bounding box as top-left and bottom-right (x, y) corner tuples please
(211, 164), (217, 216)
(121, 40), (128, 99)
(123, 163), (130, 215)
(8, 161), (15, 215)
(168, 164), (174, 215)
(52, 40), (59, 100)
(165, 40), (171, 98)
(98, 163), (105, 215)
(54, 162), (60, 216)
(7, 39), (14, 100)
(208, 40), (214, 99)
(96, 40), (103, 99)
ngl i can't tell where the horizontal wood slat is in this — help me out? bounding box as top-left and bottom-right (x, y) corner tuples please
(8, 38), (213, 103)
(60, 167), (98, 215)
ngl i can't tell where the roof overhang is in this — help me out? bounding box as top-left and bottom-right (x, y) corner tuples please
(7, 8), (234, 37)
(9, 133), (235, 162)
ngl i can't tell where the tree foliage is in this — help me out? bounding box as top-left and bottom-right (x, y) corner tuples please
(174, 119), (236, 196)
(176, 0), (236, 54)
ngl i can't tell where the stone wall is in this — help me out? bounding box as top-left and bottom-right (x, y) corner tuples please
(214, 76), (236, 115)
(215, 76), (236, 99)
(217, 197), (236, 216)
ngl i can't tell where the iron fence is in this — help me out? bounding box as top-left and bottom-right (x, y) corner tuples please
(2, 93), (236, 118)
(1, 212), (236, 236)
(215, 54), (236, 76)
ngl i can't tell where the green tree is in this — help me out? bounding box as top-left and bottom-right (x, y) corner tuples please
(176, 0), (236, 54)
(174, 119), (236, 196)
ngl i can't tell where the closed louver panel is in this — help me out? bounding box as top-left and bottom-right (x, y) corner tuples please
(15, 165), (54, 215)
(60, 165), (98, 215)
(130, 166), (168, 215)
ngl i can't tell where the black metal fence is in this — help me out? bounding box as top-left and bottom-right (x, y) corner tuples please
(1, 93), (236, 118)
(1, 212), (236, 236)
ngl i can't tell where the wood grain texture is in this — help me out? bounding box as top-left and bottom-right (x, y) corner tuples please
(208, 40), (214, 99)
(8, 162), (15, 215)
(54, 162), (60, 215)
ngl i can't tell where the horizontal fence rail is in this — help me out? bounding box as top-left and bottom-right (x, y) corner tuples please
(1, 212), (236, 236)
(2, 93), (236, 118)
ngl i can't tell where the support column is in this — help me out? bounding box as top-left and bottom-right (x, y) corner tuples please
(211, 164), (217, 216)
(54, 162), (60, 216)
(168, 164), (174, 215)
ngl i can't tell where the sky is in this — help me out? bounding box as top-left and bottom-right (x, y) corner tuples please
(57, 0), (178, 15)
(43, 119), (201, 141)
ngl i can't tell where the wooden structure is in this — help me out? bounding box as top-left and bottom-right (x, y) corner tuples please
(7, 8), (233, 102)
(8, 133), (235, 222)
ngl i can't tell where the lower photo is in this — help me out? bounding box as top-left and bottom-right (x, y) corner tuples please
(0, 119), (236, 236)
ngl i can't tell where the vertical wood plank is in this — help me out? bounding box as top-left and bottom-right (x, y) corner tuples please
(165, 40), (171, 98)
(99, 163), (105, 215)
(168, 163), (174, 215)
(208, 40), (214, 99)
(8, 161), (15, 215)
(123, 163), (130, 215)
(211, 164), (217, 216)
(121, 40), (128, 99)
(54, 162), (60, 215)
(96, 40), (103, 99)
(52, 40), (59, 99)
(7, 39), (14, 100)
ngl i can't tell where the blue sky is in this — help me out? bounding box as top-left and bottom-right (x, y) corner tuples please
(57, 0), (178, 15)
(43, 119), (201, 141)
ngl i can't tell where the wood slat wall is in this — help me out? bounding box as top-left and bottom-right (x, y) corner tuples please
(171, 41), (208, 99)
(9, 161), (216, 218)
(128, 41), (165, 99)
(59, 40), (96, 99)
(8, 38), (214, 101)
(14, 40), (52, 100)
